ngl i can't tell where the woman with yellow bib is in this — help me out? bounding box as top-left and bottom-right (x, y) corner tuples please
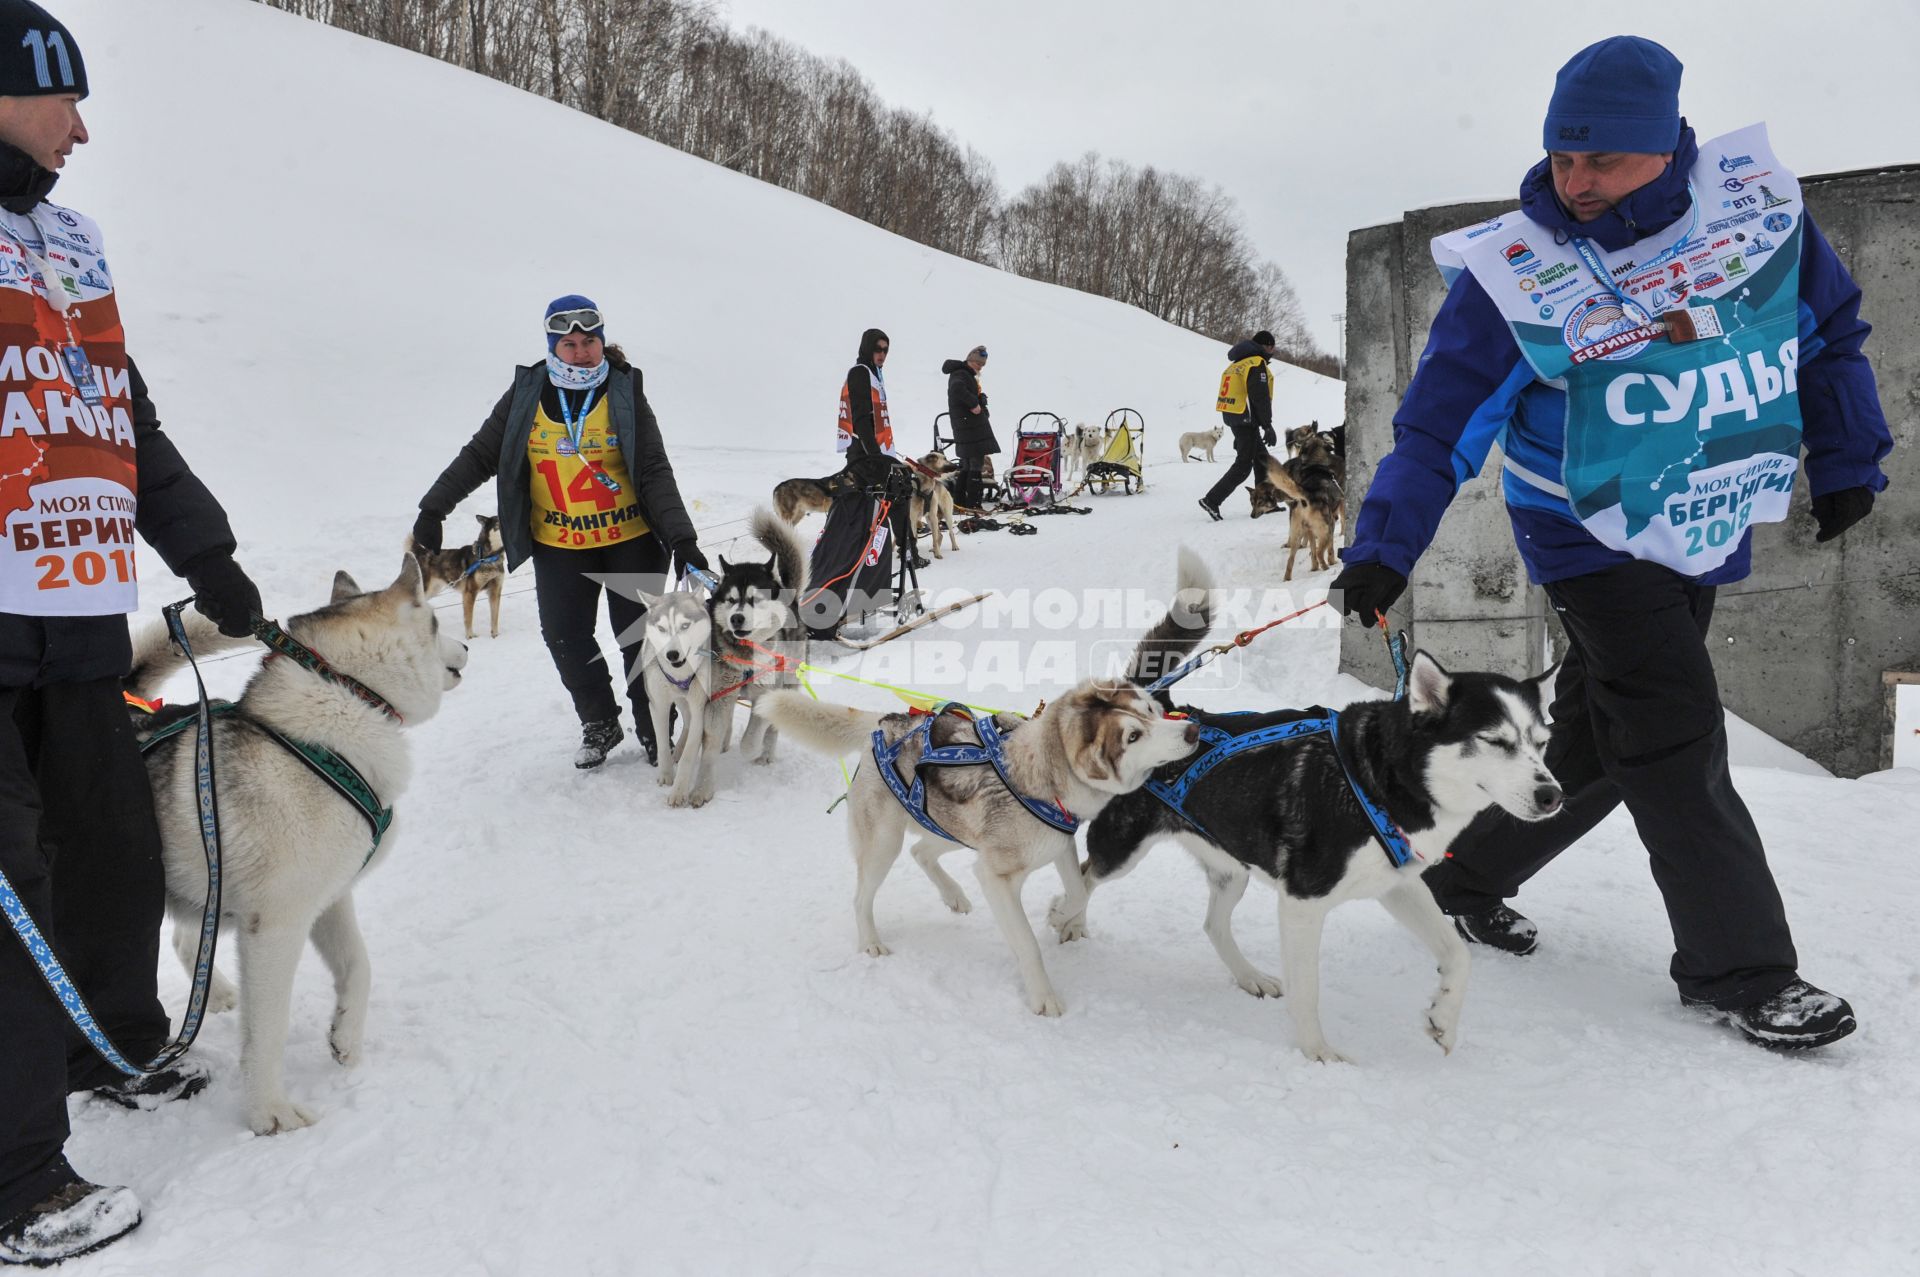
(415, 296), (707, 769)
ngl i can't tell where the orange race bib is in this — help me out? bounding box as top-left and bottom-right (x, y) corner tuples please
(0, 203), (139, 617)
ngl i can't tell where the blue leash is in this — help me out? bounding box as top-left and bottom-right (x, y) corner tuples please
(0, 599), (225, 1076)
(459, 551), (502, 579)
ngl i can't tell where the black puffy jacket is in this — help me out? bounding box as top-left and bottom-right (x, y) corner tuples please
(418, 351), (698, 570)
(942, 359), (999, 456)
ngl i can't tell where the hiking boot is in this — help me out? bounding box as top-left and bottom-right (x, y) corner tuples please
(89, 1057), (210, 1111)
(1451, 903), (1539, 956)
(574, 718), (624, 770)
(0, 1175), (141, 1267)
(1197, 497), (1223, 522)
(1682, 979), (1857, 1050)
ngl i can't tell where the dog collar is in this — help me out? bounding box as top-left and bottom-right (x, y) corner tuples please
(253, 618), (405, 723)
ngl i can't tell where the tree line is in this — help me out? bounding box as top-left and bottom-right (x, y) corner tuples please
(256, 0), (1330, 368)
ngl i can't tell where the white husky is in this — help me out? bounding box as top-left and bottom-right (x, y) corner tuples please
(127, 556), (467, 1134)
(636, 587), (730, 808)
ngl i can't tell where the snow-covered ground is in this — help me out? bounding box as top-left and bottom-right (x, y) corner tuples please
(43, 2), (1920, 1273)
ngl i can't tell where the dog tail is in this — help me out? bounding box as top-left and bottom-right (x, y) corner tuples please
(756, 689), (881, 755)
(750, 505), (811, 597)
(1126, 546), (1214, 702)
(124, 610), (254, 702)
(1260, 456), (1309, 504)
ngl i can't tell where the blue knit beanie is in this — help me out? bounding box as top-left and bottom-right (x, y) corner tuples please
(1543, 36), (1683, 154)
(544, 293), (604, 353)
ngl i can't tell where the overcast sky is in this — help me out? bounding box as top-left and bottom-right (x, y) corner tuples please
(718, 0), (1919, 352)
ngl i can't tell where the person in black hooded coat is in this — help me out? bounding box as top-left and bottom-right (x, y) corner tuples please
(941, 345), (997, 508)
(802, 328), (915, 640)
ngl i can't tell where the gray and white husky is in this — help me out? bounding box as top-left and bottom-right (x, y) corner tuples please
(760, 557), (1203, 1017)
(709, 508), (809, 763)
(635, 585), (729, 808)
(1055, 553), (1563, 1062)
(126, 556), (468, 1133)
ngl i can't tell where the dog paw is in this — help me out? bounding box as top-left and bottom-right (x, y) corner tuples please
(1235, 970), (1285, 998)
(206, 976), (238, 1014)
(751, 752), (773, 766)
(1299, 1042), (1353, 1065)
(688, 788), (713, 809)
(656, 769), (676, 788)
(248, 1098), (318, 1135)
(941, 891), (972, 915)
(1044, 896), (1086, 940)
(1426, 1009), (1460, 1055)
(861, 941), (892, 957)
(1028, 989), (1066, 1017)
(329, 1015), (363, 1067)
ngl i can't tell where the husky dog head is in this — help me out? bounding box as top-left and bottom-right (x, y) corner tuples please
(473, 514), (503, 555)
(711, 558), (791, 644)
(1046, 680), (1201, 798)
(638, 589), (714, 679)
(1409, 652), (1562, 822)
(288, 556), (470, 722)
(1246, 479), (1287, 519)
(711, 508), (807, 646)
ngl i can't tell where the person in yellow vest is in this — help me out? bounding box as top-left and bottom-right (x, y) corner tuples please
(1198, 330), (1279, 520)
(0, 2), (265, 1263)
(415, 297), (707, 770)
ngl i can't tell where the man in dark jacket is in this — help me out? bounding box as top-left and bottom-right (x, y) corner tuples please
(1198, 330), (1279, 520)
(1332, 36), (1891, 1049)
(942, 345), (997, 509)
(0, 2), (262, 1263)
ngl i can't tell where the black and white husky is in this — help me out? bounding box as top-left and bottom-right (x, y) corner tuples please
(1052, 555), (1563, 1061)
(709, 508), (809, 763)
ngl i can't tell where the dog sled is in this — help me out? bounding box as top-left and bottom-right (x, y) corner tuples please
(1005, 412), (1069, 507)
(1084, 408), (1145, 495)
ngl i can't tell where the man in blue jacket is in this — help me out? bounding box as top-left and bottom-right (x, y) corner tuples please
(1332, 36), (1891, 1049)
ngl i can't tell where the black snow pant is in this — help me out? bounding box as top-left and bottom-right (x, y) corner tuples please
(530, 534), (668, 738)
(1422, 560), (1799, 1009)
(956, 452), (989, 510)
(803, 470), (901, 640)
(1202, 416), (1270, 511)
(1, 679), (171, 1225)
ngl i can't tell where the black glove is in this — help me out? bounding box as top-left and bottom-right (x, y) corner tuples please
(1261, 425), (1277, 448)
(1329, 561), (1408, 622)
(675, 542), (710, 577)
(184, 552), (263, 639)
(411, 510), (444, 554)
(1812, 486), (1874, 543)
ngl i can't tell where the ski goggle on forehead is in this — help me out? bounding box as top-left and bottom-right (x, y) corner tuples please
(545, 308), (604, 337)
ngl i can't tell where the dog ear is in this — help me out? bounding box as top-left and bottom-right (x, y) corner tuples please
(1527, 662), (1561, 723)
(1409, 650), (1453, 715)
(330, 570), (360, 603)
(383, 553), (425, 605)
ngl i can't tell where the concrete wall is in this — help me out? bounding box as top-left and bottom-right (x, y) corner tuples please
(1339, 167), (1920, 776)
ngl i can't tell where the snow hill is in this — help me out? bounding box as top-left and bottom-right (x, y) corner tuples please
(45, 2), (1920, 1274)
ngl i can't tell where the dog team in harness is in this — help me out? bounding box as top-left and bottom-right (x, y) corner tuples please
(0, 5), (1898, 1266)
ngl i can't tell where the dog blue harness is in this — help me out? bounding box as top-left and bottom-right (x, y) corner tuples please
(461, 551), (503, 579)
(1143, 710), (1416, 869)
(873, 703), (1079, 843)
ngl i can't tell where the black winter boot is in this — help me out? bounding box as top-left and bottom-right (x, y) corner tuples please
(89, 1057), (210, 1111)
(1682, 979), (1857, 1049)
(574, 718), (624, 770)
(0, 1173), (141, 1267)
(1451, 903), (1539, 956)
